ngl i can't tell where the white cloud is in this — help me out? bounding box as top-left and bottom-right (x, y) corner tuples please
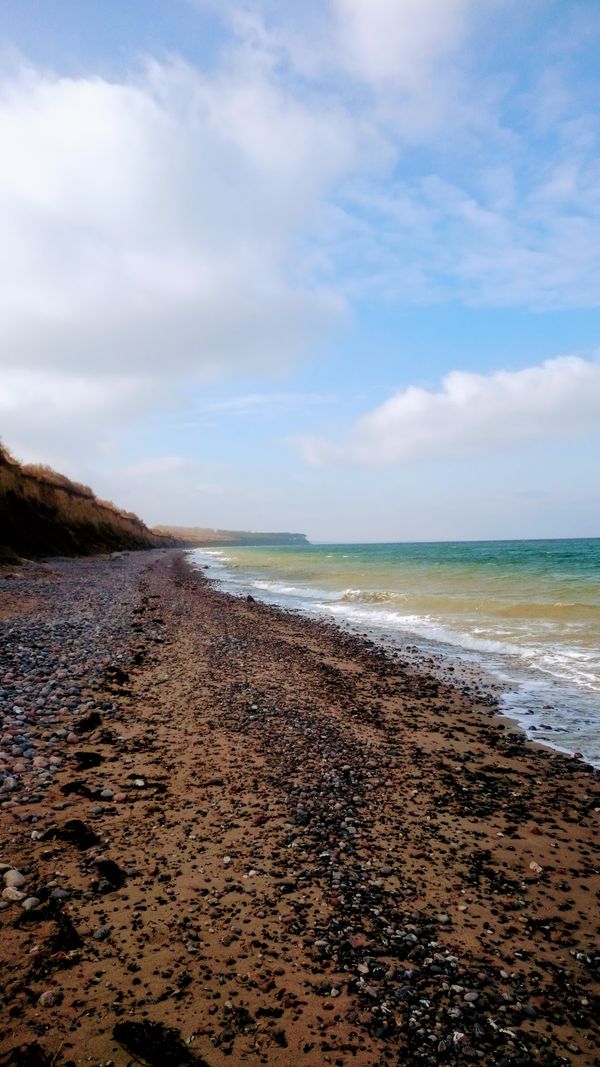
(2, 0), (600, 486)
(1, 5), (596, 419)
(302, 356), (600, 465)
(218, 0), (485, 138)
(198, 391), (336, 416)
(333, 0), (472, 89)
(0, 368), (146, 418)
(324, 146), (600, 309)
(0, 56), (353, 396)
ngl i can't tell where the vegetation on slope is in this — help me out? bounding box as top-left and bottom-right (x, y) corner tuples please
(153, 525), (309, 547)
(0, 441), (175, 562)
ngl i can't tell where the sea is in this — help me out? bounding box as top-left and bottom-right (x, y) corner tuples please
(188, 538), (600, 768)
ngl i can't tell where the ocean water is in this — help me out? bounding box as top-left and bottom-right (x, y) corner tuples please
(189, 539), (600, 767)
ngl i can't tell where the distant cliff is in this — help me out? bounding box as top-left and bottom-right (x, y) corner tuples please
(0, 442), (176, 562)
(154, 526), (309, 547)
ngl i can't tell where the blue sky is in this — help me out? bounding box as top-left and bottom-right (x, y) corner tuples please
(1, 0), (599, 539)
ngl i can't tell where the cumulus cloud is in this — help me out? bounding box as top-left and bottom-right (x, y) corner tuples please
(302, 356), (600, 465)
(219, 3), (600, 309)
(0, 55), (353, 405)
(2, 0), (600, 476)
(220, 0), (482, 136)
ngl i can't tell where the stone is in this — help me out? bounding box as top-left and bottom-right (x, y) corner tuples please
(22, 896), (41, 911)
(2, 886), (25, 902)
(3, 869), (26, 888)
(49, 887), (70, 901)
(38, 990), (59, 1007)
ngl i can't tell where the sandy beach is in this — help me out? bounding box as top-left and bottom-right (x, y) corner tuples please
(1, 550), (598, 1066)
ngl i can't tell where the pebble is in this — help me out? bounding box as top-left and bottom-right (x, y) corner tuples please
(0, 550), (597, 1067)
(3, 869), (26, 888)
(49, 887), (70, 901)
(38, 990), (59, 1007)
(0, 554), (150, 807)
(2, 886), (24, 902)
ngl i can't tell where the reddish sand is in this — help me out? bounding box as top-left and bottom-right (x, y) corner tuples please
(0, 551), (598, 1066)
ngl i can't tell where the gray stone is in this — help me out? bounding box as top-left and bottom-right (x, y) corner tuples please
(3, 869), (25, 888)
(49, 887), (70, 901)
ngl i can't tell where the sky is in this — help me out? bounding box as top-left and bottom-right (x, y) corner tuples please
(1, 0), (599, 541)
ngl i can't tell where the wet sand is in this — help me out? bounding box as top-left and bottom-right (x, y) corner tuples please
(0, 550), (598, 1066)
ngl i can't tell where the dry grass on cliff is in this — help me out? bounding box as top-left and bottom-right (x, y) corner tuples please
(0, 440), (173, 560)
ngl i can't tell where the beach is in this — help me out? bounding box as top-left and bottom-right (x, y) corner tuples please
(191, 539), (600, 768)
(1, 549), (598, 1065)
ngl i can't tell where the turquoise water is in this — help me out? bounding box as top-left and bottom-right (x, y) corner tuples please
(190, 539), (600, 766)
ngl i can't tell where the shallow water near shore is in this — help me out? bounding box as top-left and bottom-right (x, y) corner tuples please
(190, 538), (600, 767)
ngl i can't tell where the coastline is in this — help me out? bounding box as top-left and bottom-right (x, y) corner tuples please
(190, 542), (600, 770)
(0, 549), (598, 1065)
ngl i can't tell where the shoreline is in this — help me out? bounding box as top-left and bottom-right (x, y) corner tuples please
(0, 549), (598, 1065)
(190, 547), (599, 770)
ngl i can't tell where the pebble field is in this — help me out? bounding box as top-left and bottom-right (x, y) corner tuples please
(0, 550), (598, 1066)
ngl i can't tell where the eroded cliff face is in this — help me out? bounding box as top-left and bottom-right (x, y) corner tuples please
(0, 445), (175, 561)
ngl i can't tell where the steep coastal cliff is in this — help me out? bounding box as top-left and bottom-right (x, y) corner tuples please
(0, 444), (175, 561)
